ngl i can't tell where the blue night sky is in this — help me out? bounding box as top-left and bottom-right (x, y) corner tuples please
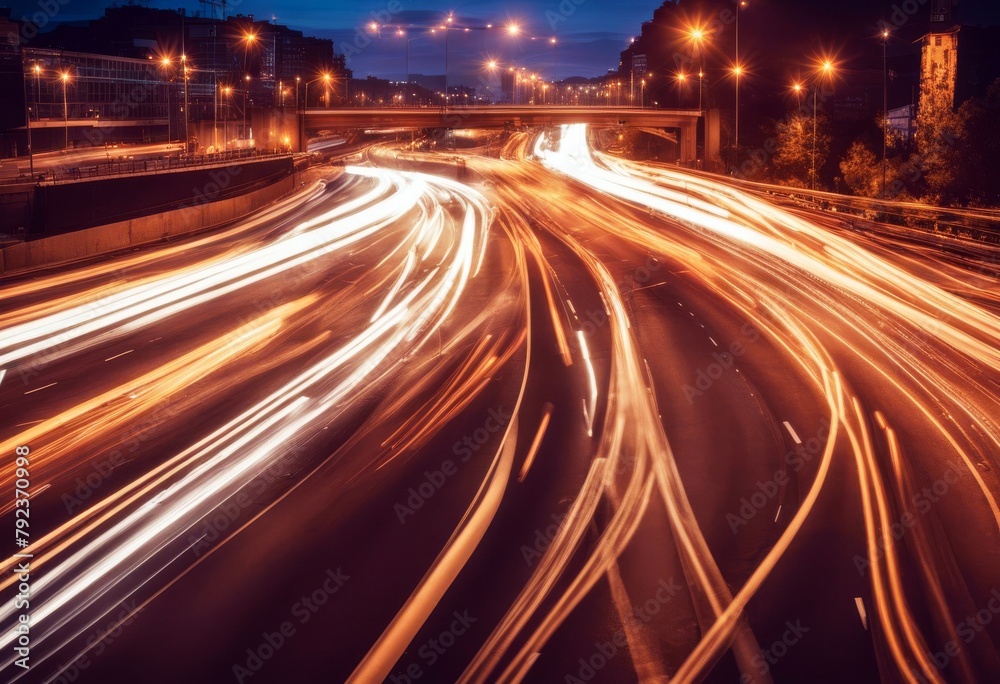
(7, 0), (1000, 85)
(8, 0), (663, 81)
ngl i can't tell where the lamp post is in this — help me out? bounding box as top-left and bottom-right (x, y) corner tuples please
(732, 63), (743, 170)
(60, 71), (70, 150)
(397, 29), (411, 104)
(22, 58), (35, 178)
(443, 14), (454, 106)
(734, 1), (747, 169)
(161, 56), (173, 141)
(882, 28), (889, 197)
(550, 36), (558, 90)
(33, 63), (41, 121)
(213, 77), (219, 151)
(304, 73), (332, 112)
(243, 74), (250, 144)
(222, 85), (232, 148)
(181, 54), (188, 148)
(688, 27), (706, 113)
(295, 75), (301, 110)
(812, 59), (835, 191)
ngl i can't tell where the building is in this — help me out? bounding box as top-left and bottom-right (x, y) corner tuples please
(1, 3), (350, 156)
(887, 104), (916, 145)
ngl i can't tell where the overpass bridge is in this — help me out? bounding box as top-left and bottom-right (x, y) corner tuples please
(300, 106), (718, 165)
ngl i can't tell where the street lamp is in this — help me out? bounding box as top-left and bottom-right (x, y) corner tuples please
(243, 73), (250, 144)
(304, 73), (332, 111)
(811, 59), (836, 191)
(396, 29), (411, 104)
(732, 64), (743, 169)
(550, 37), (558, 89)
(881, 28), (890, 197)
(222, 85), (232, 147)
(32, 63), (41, 121)
(676, 72), (688, 108)
(181, 53), (188, 147)
(59, 71), (71, 150)
(734, 1), (747, 169)
(687, 25), (707, 112)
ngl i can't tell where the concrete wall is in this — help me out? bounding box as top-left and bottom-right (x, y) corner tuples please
(1, 174), (295, 275)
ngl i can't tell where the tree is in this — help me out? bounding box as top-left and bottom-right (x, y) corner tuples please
(955, 78), (1000, 207)
(839, 141), (881, 198)
(770, 113), (830, 189)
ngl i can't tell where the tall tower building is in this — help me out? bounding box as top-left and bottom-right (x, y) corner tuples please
(920, 27), (959, 109)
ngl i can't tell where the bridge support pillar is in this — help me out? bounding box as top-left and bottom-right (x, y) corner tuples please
(680, 121), (697, 166)
(704, 109), (722, 172)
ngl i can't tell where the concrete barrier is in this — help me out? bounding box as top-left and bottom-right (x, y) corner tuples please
(1, 174), (295, 275)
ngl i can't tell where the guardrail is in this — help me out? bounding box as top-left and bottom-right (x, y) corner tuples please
(699, 172), (1000, 241)
(0, 148), (296, 186)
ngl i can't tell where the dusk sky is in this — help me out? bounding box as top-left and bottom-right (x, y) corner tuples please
(7, 0), (1000, 84)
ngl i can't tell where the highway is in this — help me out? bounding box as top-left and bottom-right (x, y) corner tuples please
(0, 124), (998, 683)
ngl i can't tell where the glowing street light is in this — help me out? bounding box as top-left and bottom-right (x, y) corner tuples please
(810, 58), (837, 190)
(881, 28), (890, 197)
(59, 70), (71, 149)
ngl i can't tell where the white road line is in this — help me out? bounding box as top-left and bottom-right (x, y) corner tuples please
(709, 337), (718, 347)
(0, 369), (5, 388)
(774, 504), (782, 522)
(104, 349), (135, 362)
(25, 382), (57, 395)
(855, 597), (868, 630)
(783, 421), (802, 444)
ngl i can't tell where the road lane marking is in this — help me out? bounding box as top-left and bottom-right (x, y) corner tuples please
(774, 504), (782, 522)
(0, 369), (5, 388)
(783, 421), (802, 444)
(855, 597), (868, 630)
(24, 382), (57, 395)
(519, 403), (553, 483)
(104, 349), (135, 362)
(709, 337), (718, 346)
